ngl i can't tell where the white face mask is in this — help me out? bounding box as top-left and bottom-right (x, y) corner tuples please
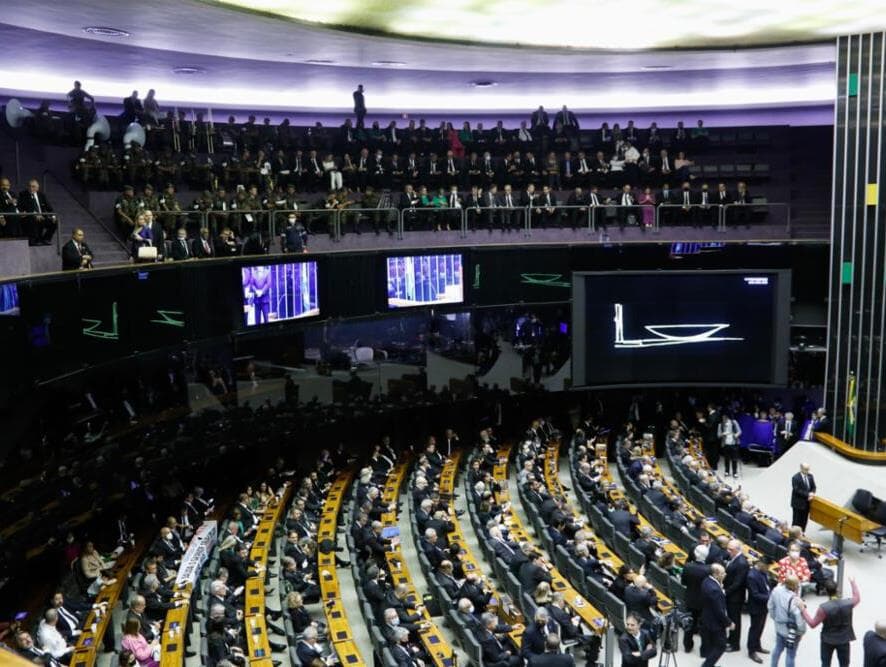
(468, 605), (475, 614)
(390, 618), (399, 626)
(789, 551), (801, 559)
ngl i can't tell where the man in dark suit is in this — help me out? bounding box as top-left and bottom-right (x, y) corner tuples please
(297, 627), (328, 666)
(420, 528), (446, 568)
(170, 227), (193, 260)
(127, 596), (157, 641)
(681, 544), (710, 653)
(723, 540), (749, 652)
(624, 576), (658, 627)
(521, 608), (558, 661)
(700, 564), (733, 667)
(193, 227), (215, 258)
(618, 613), (658, 666)
(353, 84), (366, 128)
(790, 463), (816, 530)
(18, 178), (56, 245)
(610, 501), (640, 538)
(746, 558), (772, 663)
(479, 612), (521, 667)
(530, 106), (549, 131)
(863, 620), (886, 667)
(528, 633), (574, 667)
(435, 560), (460, 599)
(554, 106), (579, 136)
(48, 592), (87, 641)
(705, 535), (729, 565)
(519, 552), (552, 595)
(61, 228), (94, 270)
(776, 412), (798, 456)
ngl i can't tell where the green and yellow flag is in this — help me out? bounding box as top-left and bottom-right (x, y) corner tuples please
(846, 371), (857, 439)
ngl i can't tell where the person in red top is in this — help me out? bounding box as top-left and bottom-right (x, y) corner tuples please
(802, 577), (860, 667)
(777, 542), (811, 584)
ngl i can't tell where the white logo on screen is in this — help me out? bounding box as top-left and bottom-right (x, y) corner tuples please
(613, 303), (744, 349)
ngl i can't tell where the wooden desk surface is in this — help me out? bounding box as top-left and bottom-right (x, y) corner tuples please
(439, 453), (524, 647)
(70, 547), (142, 667)
(810, 496), (881, 544)
(815, 433), (886, 463)
(382, 461), (456, 667)
(159, 583), (192, 667)
(492, 448), (607, 635)
(244, 486), (293, 663)
(544, 445), (674, 613)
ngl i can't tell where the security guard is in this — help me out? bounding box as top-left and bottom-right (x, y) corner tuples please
(114, 185), (141, 235)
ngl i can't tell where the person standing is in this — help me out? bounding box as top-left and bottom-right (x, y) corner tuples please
(790, 463), (817, 531)
(700, 563), (732, 667)
(768, 575), (807, 667)
(717, 413), (742, 477)
(724, 539), (749, 653)
(618, 613), (657, 666)
(353, 84), (366, 128)
(863, 620), (886, 666)
(802, 577), (860, 667)
(746, 558), (772, 663)
(681, 544), (710, 653)
(61, 228), (94, 270)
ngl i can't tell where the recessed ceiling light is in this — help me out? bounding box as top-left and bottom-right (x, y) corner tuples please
(372, 60), (406, 67)
(172, 66), (206, 75)
(641, 65), (674, 70)
(305, 59), (335, 64)
(471, 80), (498, 88)
(82, 26), (131, 37)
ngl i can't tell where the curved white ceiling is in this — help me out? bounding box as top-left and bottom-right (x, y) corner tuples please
(0, 0), (839, 113)
(213, 0), (885, 50)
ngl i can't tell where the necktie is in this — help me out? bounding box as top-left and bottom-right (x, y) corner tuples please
(181, 240), (188, 256)
(664, 158), (669, 171)
(34, 193), (42, 213)
(76, 242), (82, 254)
(703, 193), (708, 204)
(449, 159), (454, 172)
(451, 195), (456, 207)
(684, 192), (689, 205)
(507, 195), (512, 207)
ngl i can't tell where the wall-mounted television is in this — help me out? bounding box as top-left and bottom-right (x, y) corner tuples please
(241, 262), (319, 326)
(386, 253), (464, 309)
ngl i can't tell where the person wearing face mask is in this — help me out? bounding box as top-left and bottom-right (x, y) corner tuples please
(281, 213), (307, 253)
(521, 607), (559, 661)
(777, 542), (812, 585)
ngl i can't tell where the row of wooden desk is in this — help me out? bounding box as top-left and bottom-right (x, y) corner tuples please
(380, 461), (457, 667)
(70, 547), (143, 667)
(244, 486), (293, 667)
(492, 447), (608, 636)
(438, 452), (524, 648)
(543, 443), (674, 614)
(317, 471), (367, 667)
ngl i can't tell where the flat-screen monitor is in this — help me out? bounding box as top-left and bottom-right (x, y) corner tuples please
(0, 283), (19, 316)
(572, 270), (791, 387)
(241, 262), (319, 326)
(386, 253), (464, 309)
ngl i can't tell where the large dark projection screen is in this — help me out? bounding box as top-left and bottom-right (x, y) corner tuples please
(572, 270), (791, 387)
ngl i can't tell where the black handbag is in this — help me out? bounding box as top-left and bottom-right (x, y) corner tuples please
(784, 597), (799, 649)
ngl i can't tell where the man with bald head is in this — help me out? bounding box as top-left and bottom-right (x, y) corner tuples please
(790, 462), (816, 530)
(700, 563), (733, 667)
(863, 620), (886, 666)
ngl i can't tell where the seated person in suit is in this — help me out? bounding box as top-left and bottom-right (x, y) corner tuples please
(435, 559), (461, 599)
(478, 612), (521, 667)
(296, 626), (332, 667)
(519, 551), (553, 596)
(528, 634), (575, 667)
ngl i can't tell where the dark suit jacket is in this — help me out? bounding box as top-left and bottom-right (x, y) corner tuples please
(62, 239), (93, 270)
(618, 629), (657, 666)
(611, 509), (639, 538)
(681, 562), (709, 611)
(297, 640), (325, 666)
(705, 543), (727, 565)
(127, 609), (156, 641)
(790, 473), (816, 510)
(519, 561), (552, 593)
(745, 568), (771, 616)
(18, 190), (53, 214)
(863, 629), (886, 667)
(624, 585), (658, 622)
(170, 237), (193, 260)
(480, 628), (514, 667)
(436, 572), (460, 598)
(193, 236), (215, 258)
(723, 555), (749, 605)
(699, 577), (730, 632)
(528, 652), (575, 667)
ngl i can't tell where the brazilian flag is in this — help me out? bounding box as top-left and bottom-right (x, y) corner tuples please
(846, 371), (857, 439)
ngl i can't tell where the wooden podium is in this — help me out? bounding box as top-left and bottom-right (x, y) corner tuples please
(809, 495), (881, 551)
